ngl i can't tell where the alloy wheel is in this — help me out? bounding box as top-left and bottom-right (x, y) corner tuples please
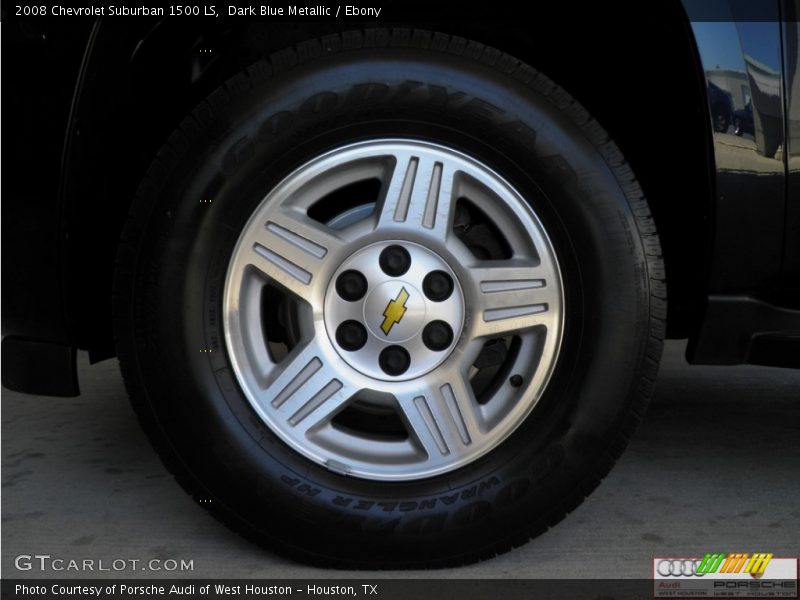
(223, 140), (564, 481)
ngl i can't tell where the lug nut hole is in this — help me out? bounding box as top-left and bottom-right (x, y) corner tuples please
(379, 345), (411, 376)
(422, 320), (454, 351)
(336, 270), (368, 301)
(336, 320), (368, 351)
(379, 245), (411, 277)
(422, 270), (454, 302)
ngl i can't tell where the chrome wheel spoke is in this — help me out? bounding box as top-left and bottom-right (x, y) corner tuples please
(468, 261), (559, 338)
(377, 151), (458, 239)
(260, 340), (356, 435)
(245, 209), (344, 298)
(398, 370), (485, 460)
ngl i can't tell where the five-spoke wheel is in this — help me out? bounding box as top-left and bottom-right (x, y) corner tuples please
(223, 141), (563, 480)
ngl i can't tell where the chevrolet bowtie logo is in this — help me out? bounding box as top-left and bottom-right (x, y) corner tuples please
(380, 287), (410, 335)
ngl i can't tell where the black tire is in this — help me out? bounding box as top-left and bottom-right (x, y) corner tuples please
(114, 29), (666, 568)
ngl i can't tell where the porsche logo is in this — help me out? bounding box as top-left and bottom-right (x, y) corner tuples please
(380, 287), (410, 335)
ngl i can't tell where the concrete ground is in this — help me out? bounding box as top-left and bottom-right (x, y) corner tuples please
(2, 341), (798, 579)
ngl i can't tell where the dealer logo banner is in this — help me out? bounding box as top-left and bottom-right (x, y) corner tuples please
(653, 555), (798, 598)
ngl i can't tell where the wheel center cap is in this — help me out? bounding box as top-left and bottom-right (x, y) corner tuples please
(364, 281), (426, 342)
(323, 240), (465, 381)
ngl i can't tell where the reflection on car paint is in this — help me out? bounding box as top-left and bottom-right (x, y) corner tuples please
(782, 10), (800, 278)
(684, 9), (786, 292)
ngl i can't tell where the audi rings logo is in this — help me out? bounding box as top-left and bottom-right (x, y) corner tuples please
(657, 559), (705, 577)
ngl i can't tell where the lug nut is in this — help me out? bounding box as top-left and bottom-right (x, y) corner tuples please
(336, 270), (368, 301)
(336, 320), (368, 351)
(379, 345), (411, 376)
(422, 320), (453, 351)
(379, 245), (411, 277)
(422, 270), (454, 302)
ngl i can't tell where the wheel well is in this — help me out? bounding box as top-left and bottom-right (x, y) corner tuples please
(64, 12), (712, 358)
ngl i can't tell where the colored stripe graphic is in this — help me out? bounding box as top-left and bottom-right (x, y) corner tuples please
(695, 552), (773, 575)
(697, 553), (725, 574)
(745, 553), (773, 574)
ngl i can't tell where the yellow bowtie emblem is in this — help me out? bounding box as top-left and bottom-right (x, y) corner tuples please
(381, 287), (410, 335)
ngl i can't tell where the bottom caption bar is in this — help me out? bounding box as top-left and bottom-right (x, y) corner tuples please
(1, 579), (675, 600)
